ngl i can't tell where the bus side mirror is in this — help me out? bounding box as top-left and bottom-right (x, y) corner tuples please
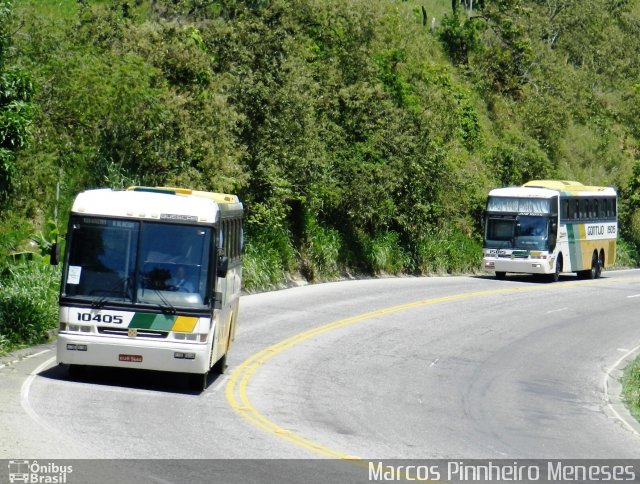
(548, 222), (558, 251)
(217, 255), (229, 278)
(50, 242), (60, 266)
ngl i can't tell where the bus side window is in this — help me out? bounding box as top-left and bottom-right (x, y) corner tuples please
(224, 221), (231, 256)
(233, 220), (239, 260)
(572, 199), (579, 219)
(230, 220), (236, 260)
(579, 199), (588, 220)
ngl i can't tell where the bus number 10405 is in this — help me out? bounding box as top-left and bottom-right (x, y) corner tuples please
(76, 312), (124, 324)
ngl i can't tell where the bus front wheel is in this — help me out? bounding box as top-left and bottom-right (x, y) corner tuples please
(188, 372), (209, 392)
(548, 255), (562, 283)
(212, 352), (227, 375)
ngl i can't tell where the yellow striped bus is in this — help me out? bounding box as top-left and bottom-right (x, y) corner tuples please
(482, 180), (617, 282)
(53, 186), (243, 391)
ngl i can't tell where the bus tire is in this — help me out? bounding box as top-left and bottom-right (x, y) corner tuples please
(588, 253), (599, 279)
(548, 255), (562, 283)
(213, 352), (227, 375)
(495, 271), (506, 280)
(597, 250), (604, 278)
(188, 372), (209, 392)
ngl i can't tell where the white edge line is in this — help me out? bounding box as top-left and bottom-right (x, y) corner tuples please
(24, 350), (50, 359)
(545, 307), (569, 314)
(20, 353), (58, 434)
(147, 476), (175, 484)
(604, 344), (640, 436)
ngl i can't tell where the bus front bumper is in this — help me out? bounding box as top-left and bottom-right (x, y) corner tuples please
(57, 333), (210, 374)
(483, 257), (554, 275)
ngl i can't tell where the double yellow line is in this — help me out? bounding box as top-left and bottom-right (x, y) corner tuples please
(225, 277), (615, 459)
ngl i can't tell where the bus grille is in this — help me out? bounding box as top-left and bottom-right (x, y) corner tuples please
(98, 327), (168, 339)
(498, 252), (529, 259)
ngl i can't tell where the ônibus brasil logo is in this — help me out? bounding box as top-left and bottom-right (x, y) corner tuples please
(7, 460), (73, 483)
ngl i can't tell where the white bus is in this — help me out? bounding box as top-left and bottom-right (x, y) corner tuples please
(53, 186), (243, 390)
(482, 180), (617, 282)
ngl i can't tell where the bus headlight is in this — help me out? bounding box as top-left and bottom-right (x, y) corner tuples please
(60, 323), (92, 333)
(174, 332), (208, 343)
(174, 352), (196, 359)
(530, 252), (548, 260)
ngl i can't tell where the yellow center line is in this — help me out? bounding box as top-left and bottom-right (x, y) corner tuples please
(225, 276), (632, 461)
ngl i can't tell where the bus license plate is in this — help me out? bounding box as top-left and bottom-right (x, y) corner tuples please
(119, 354), (143, 363)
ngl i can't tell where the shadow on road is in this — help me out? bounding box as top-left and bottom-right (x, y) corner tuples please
(472, 273), (610, 284)
(37, 362), (223, 395)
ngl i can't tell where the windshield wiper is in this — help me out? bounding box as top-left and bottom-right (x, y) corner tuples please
(92, 275), (132, 309)
(149, 288), (177, 315)
(137, 282), (177, 314)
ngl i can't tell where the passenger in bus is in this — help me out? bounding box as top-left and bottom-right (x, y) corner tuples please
(169, 265), (195, 292)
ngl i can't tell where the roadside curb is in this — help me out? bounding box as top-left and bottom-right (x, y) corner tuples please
(0, 342), (55, 370)
(604, 345), (640, 437)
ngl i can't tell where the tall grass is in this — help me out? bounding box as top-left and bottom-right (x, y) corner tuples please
(242, 237), (290, 292)
(366, 232), (410, 275)
(615, 238), (639, 268)
(0, 262), (61, 355)
(299, 217), (342, 281)
(622, 354), (640, 422)
(416, 229), (482, 275)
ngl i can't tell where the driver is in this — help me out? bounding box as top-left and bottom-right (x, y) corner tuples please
(169, 265), (195, 292)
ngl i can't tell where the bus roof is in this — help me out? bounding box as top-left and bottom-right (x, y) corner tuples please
(489, 186), (557, 199)
(523, 180), (616, 195)
(489, 181), (616, 198)
(71, 187), (243, 224)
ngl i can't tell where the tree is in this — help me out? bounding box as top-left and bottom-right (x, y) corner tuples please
(0, 0), (34, 203)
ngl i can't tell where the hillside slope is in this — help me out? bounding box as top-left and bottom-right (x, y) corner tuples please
(2, 0), (639, 288)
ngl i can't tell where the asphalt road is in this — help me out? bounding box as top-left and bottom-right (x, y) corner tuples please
(1, 270), (640, 482)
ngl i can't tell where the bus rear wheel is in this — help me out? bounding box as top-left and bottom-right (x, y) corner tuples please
(580, 253), (600, 280)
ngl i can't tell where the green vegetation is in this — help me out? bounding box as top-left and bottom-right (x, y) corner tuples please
(622, 354), (640, 422)
(1, 0), (640, 352)
(0, 263), (61, 354)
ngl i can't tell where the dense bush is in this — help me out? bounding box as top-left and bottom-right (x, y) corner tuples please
(0, 263), (61, 354)
(416, 229), (483, 275)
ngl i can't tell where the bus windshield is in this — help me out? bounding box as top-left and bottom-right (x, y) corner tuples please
(485, 215), (550, 250)
(62, 216), (213, 308)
